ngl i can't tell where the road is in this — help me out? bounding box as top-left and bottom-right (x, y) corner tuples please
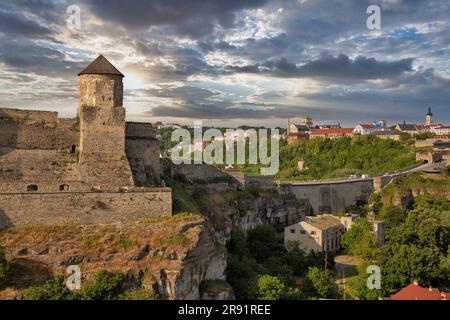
(277, 162), (435, 186)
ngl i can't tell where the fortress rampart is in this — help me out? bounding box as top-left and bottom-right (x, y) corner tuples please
(0, 55), (171, 227)
(0, 188), (171, 228)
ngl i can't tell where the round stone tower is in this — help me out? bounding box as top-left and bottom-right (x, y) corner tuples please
(77, 55), (133, 190)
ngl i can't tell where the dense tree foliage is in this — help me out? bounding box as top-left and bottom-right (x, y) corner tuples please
(24, 270), (157, 300)
(253, 274), (286, 300)
(341, 218), (379, 261)
(278, 136), (417, 180)
(305, 266), (337, 299)
(226, 225), (336, 300)
(347, 193), (450, 298)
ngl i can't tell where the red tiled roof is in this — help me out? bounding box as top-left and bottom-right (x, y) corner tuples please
(358, 124), (373, 129)
(310, 128), (354, 135)
(391, 283), (449, 300)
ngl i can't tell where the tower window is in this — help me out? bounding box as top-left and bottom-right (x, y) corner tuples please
(27, 185), (38, 192)
(59, 184), (69, 191)
(70, 145), (76, 153)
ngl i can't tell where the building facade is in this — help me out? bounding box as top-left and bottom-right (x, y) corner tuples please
(309, 128), (354, 139)
(284, 214), (385, 252)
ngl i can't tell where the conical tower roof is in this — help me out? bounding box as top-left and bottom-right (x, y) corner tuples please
(78, 55), (124, 77)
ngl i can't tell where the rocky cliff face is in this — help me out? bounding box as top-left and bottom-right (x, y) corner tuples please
(378, 172), (450, 210)
(0, 214), (227, 300)
(197, 189), (307, 246)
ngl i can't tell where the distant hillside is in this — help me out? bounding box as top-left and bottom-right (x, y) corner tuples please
(277, 136), (418, 181)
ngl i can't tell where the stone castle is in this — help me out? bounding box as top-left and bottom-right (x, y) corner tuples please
(0, 55), (171, 227)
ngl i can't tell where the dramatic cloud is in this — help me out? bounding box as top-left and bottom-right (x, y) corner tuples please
(0, 0), (448, 125)
(228, 54), (414, 79)
(84, 0), (270, 38)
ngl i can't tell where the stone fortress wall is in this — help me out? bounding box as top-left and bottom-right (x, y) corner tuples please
(0, 188), (171, 228)
(0, 56), (171, 227)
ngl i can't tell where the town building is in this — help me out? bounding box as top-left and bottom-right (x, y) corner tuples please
(353, 123), (374, 135)
(284, 215), (345, 253)
(369, 129), (401, 141)
(284, 214), (385, 252)
(284, 214), (384, 252)
(390, 281), (449, 300)
(287, 132), (309, 144)
(318, 123), (341, 129)
(431, 125), (450, 136)
(309, 128), (354, 139)
(395, 122), (418, 135)
(353, 121), (387, 135)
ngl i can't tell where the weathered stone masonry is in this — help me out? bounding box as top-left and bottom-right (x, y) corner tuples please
(0, 55), (171, 226)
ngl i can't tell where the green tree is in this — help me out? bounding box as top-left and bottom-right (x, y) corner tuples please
(378, 204), (406, 241)
(226, 255), (260, 299)
(305, 266), (336, 299)
(254, 275), (286, 300)
(24, 276), (72, 300)
(24, 270), (125, 300)
(247, 225), (285, 262)
(378, 204), (405, 228)
(262, 256), (295, 286)
(74, 270), (124, 300)
(276, 135), (417, 181)
(282, 245), (307, 276)
(379, 244), (442, 293)
(347, 264), (382, 300)
(341, 218), (379, 260)
(227, 228), (249, 257)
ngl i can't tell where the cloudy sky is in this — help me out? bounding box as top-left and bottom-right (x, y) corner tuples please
(0, 0), (449, 127)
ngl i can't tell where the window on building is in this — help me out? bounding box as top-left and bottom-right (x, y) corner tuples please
(70, 145), (76, 153)
(300, 230), (306, 235)
(59, 184), (69, 191)
(310, 231), (316, 235)
(290, 229), (295, 234)
(27, 185), (38, 192)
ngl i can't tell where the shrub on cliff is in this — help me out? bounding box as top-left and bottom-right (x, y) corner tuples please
(119, 288), (158, 300)
(0, 246), (7, 287)
(72, 271), (124, 300)
(24, 270), (125, 300)
(24, 276), (72, 300)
